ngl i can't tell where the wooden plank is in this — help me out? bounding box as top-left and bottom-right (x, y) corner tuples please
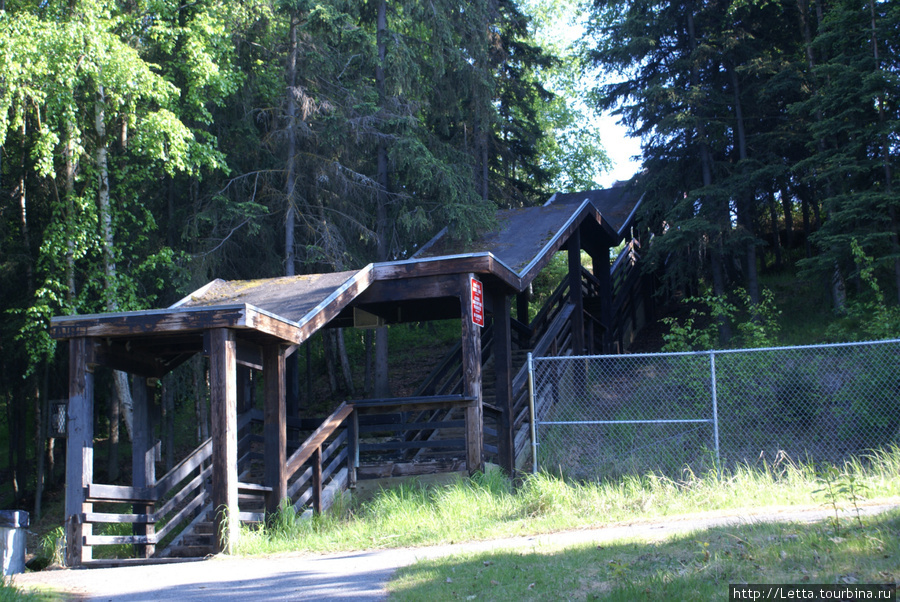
(153, 465), (211, 519)
(358, 460), (466, 479)
(153, 439), (212, 498)
(154, 490), (209, 542)
(66, 337), (94, 566)
(51, 306), (249, 340)
(284, 402), (353, 478)
(359, 419), (465, 433)
(83, 512), (156, 524)
(353, 275), (462, 304)
(85, 534), (156, 546)
(460, 274), (484, 475)
(360, 439), (465, 452)
(90, 341), (169, 378)
(86, 483), (155, 503)
(209, 328), (238, 554)
(263, 344), (287, 514)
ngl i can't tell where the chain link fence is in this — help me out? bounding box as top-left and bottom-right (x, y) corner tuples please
(529, 339), (900, 481)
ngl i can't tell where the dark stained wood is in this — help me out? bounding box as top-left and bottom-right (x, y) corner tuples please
(352, 395), (475, 414)
(153, 438), (212, 497)
(491, 290), (514, 475)
(90, 341), (169, 378)
(66, 337), (94, 566)
(263, 344), (287, 514)
(311, 447), (323, 513)
(353, 275), (462, 304)
(460, 274), (484, 475)
(51, 306), (249, 339)
(358, 460), (466, 479)
(568, 231), (585, 354)
(595, 249), (614, 353)
(208, 328), (238, 554)
(284, 402), (353, 478)
(83, 512), (155, 524)
(85, 483), (155, 503)
(348, 411), (359, 488)
(131, 377), (156, 558)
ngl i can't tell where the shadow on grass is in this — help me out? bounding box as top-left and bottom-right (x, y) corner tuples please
(388, 509), (900, 601)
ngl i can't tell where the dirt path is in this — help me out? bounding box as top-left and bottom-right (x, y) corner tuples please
(12, 501), (899, 602)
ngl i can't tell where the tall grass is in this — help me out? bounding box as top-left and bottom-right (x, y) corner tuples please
(234, 446), (900, 556)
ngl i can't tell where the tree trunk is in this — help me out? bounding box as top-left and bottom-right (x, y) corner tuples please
(285, 12), (298, 277)
(374, 0), (391, 398)
(780, 185), (795, 249)
(336, 328), (355, 396)
(96, 86), (135, 441)
(729, 66), (760, 305)
(768, 192), (783, 269)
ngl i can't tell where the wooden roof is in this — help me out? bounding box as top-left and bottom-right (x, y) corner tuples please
(50, 187), (642, 356)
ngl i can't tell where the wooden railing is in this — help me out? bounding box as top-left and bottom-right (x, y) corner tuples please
(82, 437), (213, 556)
(285, 402), (356, 514)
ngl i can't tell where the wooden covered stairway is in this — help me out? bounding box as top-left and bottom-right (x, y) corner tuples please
(50, 186), (650, 564)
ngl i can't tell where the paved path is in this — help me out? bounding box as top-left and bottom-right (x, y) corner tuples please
(12, 502), (898, 602)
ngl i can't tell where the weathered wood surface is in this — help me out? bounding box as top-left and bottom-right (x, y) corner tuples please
(460, 274), (484, 475)
(264, 344), (287, 514)
(352, 395), (475, 414)
(209, 328), (238, 554)
(66, 338), (94, 566)
(285, 402), (353, 478)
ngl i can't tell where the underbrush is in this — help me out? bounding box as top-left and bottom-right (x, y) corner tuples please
(234, 446), (900, 557)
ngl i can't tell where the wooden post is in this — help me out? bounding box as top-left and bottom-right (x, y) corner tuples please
(132, 377), (156, 558)
(65, 337), (94, 566)
(348, 410), (359, 489)
(263, 344), (287, 515)
(516, 290), (530, 326)
(461, 274), (484, 475)
(595, 246), (614, 353)
(568, 231), (585, 355)
(492, 291), (514, 476)
(312, 447), (323, 513)
(209, 328), (238, 554)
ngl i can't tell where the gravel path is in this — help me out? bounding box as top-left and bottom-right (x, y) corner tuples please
(12, 501), (898, 602)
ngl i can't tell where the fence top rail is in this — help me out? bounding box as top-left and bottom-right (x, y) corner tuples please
(532, 338), (900, 361)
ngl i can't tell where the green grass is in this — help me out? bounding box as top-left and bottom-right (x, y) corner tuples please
(387, 509), (900, 601)
(234, 446), (900, 557)
(0, 577), (55, 602)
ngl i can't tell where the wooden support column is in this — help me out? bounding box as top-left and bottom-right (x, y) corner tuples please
(516, 290), (530, 326)
(595, 247), (614, 353)
(568, 231), (585, 354)
(209, 328), (238, 554)
(263, 344), (287, 515)
(132, 377), (156, 558)
(492, 290), (515, 476)
(65, 337), (94, 566)
(460, 274), (484, 475)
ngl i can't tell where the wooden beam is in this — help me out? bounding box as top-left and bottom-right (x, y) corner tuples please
(131, 377), (156, 558)
(66, 337), (94, 566)
(353, 275), (462, 304)
(491, 290), (514, 476)
(594, 249), (614, 353)
(209, 328), (238, 554)
(460, 274), (484, 475)
(568, 231), (585, 355)
(263, 344), (287, 515)
(89, 341), (169, 378)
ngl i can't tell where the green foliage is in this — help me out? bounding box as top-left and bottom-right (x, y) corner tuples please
(662, 288), (781, 351)
(826, 239), (900, 341)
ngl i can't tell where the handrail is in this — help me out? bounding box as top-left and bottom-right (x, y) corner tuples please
(285, 402), (354, 480)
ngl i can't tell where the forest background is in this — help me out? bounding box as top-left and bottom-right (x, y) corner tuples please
(0, 0), (898, 523)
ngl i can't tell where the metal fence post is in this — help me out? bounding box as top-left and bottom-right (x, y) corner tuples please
(709, 350), (721, 475)
(527, 352), (538, 475)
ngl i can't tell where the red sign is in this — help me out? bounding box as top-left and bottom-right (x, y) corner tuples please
(471, 278), (484, 327)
